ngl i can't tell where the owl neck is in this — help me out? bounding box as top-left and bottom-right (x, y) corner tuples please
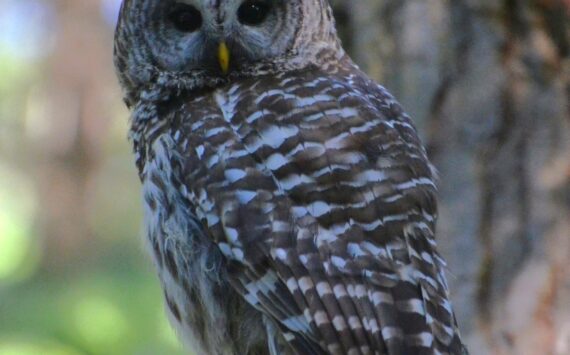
(124, 47), (347, 110)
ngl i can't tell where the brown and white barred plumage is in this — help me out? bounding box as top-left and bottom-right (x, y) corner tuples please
(115, 0), (468, 354)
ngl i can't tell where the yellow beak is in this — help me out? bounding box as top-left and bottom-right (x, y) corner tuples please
(218, 42), (230, 74)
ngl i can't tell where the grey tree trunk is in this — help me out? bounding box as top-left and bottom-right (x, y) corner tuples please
(333, 1), (570, 354)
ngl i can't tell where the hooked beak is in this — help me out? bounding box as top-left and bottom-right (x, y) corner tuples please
(218, 42), (230, 74)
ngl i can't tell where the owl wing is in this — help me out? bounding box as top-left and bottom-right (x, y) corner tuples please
(173, 90), (327, 354)
(176, 71), (465, 354)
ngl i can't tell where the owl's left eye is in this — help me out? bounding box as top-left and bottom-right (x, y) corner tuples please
(238, 1), (272, 26)
(168, 4), (203, 33)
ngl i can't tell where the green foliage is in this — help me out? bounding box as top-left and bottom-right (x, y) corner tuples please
(0, 270), (185, 354)
(0, 37), (187, 355)
(0, 126), (187, 354)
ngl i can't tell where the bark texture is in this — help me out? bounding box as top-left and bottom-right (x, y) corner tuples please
(332, 1), (570, 354)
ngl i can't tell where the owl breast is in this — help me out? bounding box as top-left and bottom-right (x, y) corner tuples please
(141, 135), (268, 355)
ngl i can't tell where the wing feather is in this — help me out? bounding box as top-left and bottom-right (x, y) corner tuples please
(175, 69), (466, 354)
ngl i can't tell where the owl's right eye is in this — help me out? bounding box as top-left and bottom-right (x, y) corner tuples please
(168, 4), (203, 33)
(238, 1), (271, 26)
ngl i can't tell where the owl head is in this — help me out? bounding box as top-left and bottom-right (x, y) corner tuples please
(114, 0), (343, 105)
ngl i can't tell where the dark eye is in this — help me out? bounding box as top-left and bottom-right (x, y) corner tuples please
(168, 4), (202, 32)
(237, 1), (271, 26)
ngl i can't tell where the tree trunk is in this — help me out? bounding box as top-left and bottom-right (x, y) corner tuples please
(34, 0), (116, 269)
(333, 1), (570, 353)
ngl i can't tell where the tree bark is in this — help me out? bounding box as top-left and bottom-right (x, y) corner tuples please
(334, 1), (570, 353)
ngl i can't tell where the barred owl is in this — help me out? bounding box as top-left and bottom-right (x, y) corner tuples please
(114, 0), (467, 354)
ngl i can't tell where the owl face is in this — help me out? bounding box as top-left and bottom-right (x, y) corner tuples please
(115, 0), (340, 103)
(127, 0), (302, 74)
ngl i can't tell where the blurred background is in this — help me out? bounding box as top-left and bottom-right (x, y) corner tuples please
(0, 0), (568, 354)
(0, 0), (184, 354)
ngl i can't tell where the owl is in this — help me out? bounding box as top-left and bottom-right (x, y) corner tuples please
(114, 0), (467, 354)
